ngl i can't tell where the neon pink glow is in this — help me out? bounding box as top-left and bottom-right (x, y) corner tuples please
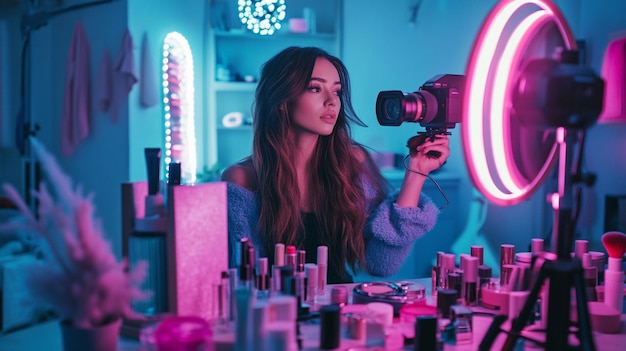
(491, 11), (551, 193)
(463, 0), (576, 206)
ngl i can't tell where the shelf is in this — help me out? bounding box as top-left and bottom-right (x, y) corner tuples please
(217, 125), (252, 131)
(214, 29), (336, 40)
(213, 81), (257, 92)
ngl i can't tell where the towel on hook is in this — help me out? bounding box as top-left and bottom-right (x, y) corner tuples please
(61, 20), (90, 157)
(599, 35), (626, 122)
(140, 33), (159, 108)
(95, 49), (112, 112)
(110, 29), (137, 123)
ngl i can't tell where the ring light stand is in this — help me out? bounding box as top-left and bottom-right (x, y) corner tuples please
(462, 1), (604, 350)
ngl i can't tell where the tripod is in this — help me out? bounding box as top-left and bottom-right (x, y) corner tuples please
(480, 127), (596, 351)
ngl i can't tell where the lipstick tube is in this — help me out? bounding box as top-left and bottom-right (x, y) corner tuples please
(500, 244), (515, 286)
(470, 246), (484, 265)
(464, 256), (478, 306)
(285, 245), (296, 270)
(432, 251), (444, 296)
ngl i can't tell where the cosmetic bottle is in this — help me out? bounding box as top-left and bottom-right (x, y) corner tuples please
(234, 286), (254, 351)
(500, 244), (515, 286)
(414, 315), (439, 351)
(464, 256), (478, 306)
(478, 265), (492, 304)
(305, 263), (318, 306)
(319, 304), (341, 350)
(442, 253), (456, 289)
(531, 238), (544, 254)
(470, 245), (484, 265)
(582, 253), (598, 301)
(285, 245), (297, 271)
(272, 243), (285, 295)
(217, 270), (230, 325)
(432, 251), (445, 296)
(574, 239), (589, 260)
(317, 246), (328, 296)
(602, 232), (626, 313)
(256, 257), (270, 299)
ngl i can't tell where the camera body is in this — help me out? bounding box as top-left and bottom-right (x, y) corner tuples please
(376, 74), (465, 134)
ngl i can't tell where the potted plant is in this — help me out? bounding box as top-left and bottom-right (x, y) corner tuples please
(0, 138), (148, 351)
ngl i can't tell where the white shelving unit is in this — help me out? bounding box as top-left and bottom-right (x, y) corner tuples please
(205, 0), (343, 171)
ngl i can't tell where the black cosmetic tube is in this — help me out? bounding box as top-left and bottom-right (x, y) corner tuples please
(144, 148), (162, 195)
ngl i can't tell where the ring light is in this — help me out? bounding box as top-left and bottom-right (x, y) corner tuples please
(462, 0), (576, 206)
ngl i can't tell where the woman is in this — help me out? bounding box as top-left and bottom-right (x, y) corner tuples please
(221, 46), (449, 283)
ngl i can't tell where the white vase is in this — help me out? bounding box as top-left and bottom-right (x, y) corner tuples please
(60, 318), (122, 351)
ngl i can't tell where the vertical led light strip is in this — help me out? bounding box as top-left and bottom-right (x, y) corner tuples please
(462, 0), (575, 205)
(162, 32), (197, 184)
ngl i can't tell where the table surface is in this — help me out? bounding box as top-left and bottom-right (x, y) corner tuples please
(1, 279), (624, 351)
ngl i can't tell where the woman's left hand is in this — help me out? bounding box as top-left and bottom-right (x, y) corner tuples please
(406, 134), (450, 174)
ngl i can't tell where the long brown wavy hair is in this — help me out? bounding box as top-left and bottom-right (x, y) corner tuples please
(251, 46), (388, 276)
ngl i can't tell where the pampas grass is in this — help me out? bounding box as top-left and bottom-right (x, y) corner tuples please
(0, 138), (148, 328)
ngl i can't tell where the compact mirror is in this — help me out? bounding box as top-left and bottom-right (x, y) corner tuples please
(462, 0), (577, 206)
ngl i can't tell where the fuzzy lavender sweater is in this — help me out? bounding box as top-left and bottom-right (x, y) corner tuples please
(226, 179), (439, 277)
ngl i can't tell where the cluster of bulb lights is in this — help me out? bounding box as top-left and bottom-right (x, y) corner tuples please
(162, 32), (197, 184)
(238, 0), (286, 36)
(462, 0), (575, 206)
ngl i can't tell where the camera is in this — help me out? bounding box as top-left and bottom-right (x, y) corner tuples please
(376, 74), (465, 135)
(512, 55), (604, 130)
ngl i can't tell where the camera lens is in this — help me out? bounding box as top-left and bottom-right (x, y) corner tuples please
(384, 98), (402, 121)
(376, 90), (419, 126)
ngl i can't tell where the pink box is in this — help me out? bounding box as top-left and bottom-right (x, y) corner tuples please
(289, 18), (308, 33)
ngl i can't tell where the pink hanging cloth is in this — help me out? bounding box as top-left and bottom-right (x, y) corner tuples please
(599, 35), (626, 123)
(95, 49), (113, 113)
(61, 20), (91, 157)
(110, 29), (138, 123)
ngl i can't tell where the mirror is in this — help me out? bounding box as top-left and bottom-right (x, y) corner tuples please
(462, 0), (577, 206)
(162, 32), (197, 184)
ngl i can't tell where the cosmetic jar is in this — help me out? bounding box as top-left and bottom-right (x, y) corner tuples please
(352, 281), (426, 315)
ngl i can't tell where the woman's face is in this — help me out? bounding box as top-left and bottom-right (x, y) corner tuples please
(290, 57), (341, 137)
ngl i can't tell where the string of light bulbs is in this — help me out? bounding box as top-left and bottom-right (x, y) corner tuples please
(238, 0), (287, 35)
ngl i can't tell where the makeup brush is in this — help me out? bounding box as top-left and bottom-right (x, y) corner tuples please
(601, 231), (626, 313)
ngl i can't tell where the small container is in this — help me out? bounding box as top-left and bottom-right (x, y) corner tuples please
(414, 315), (438, 351)
(399, 303), (437, 323)
(319, 304), (341, 349)
(154, 316), (213, 351)
(330, 286), (348, 307)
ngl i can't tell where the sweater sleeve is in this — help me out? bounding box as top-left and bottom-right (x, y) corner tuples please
(363, 187), (439, 277)
(225, 182), (260, 267)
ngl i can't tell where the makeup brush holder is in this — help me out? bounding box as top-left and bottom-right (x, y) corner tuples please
(121, 181), (229, 331)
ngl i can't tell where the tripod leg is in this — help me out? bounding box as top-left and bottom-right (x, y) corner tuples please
(478, 314), (507, 351)
(501, 264), (549, 350)
(545, 261), (574, 349)
(573, 266), (596, 351)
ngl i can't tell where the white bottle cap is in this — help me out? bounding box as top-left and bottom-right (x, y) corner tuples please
(305, 263), (318, 288)
(274, 244), (285, 266)
(465, 256), (478, 283)
(317, 246), (328, 265)
(575, 239), (589, 259)
(366, 302), (394, 327)
(268, 295), (297, 322)
(443, 253), (456, 272)
(508, 290), (530, 320)
(531, 238), (544, 254)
